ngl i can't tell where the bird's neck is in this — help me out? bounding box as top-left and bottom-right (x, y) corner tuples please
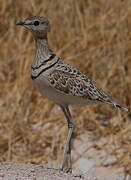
(35, 37), (52, 59)
(33, 36), (53, 67)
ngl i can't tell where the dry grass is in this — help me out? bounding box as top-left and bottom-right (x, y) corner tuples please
(0, 0), (131, 174)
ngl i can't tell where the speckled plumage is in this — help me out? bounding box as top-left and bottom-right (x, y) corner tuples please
(17, 16), (128, 173)
(48, 59), (114, 103)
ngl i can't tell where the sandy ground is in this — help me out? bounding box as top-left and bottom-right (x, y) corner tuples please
(0, 162), (130, 180)
(0, 162), (97, 180)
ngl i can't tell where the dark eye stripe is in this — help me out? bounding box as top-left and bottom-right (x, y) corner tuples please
(24, 22), (33, 25)
(41, 21), (48, 25)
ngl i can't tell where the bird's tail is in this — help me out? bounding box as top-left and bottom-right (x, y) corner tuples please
(101, 94), (128, 112)
(112, 102), (128, 112)
(94, 86), (129, 112)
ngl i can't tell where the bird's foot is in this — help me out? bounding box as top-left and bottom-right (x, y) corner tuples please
(61, 167), (72, 173)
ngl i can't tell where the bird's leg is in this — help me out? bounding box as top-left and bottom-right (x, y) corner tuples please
(60, 106), (74, 173)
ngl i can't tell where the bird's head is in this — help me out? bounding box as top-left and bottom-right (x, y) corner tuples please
(16, 16), (50, 39)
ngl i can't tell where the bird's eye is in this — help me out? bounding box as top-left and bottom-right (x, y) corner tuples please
(34, 21), (40, 26)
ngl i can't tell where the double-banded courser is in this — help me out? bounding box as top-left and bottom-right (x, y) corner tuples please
(16, 16), (128, 173)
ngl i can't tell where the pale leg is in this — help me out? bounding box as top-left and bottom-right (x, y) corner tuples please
(60, 105), (74, 173)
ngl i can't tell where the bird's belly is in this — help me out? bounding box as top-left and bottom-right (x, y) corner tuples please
(32, 76), (93, 107)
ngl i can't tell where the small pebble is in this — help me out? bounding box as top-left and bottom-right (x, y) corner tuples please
(102, 155), (117, 166)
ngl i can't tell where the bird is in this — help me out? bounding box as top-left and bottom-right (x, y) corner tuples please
(16, 16), (128, 173)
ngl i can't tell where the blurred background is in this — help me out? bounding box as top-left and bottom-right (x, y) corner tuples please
(0, 0), (131, 177)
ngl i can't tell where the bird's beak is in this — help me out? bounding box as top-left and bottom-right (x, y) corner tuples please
(16, 21), (25, 26)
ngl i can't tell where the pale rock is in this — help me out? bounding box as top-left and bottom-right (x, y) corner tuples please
(75, 157), (96, 173)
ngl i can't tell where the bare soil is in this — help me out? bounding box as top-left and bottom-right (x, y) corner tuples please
(0, 162), (96, 180)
